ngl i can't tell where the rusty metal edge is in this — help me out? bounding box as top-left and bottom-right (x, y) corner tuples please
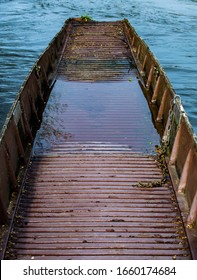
(122, 19), (197, 259)
(0, 154), (32, 260)
(0, 18), (74, 225)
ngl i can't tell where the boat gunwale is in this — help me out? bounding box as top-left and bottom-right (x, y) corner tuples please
(123, 19), (197, 258)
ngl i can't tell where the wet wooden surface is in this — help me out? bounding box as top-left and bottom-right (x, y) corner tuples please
(7, 144), (191, 259)
(5, 20), (191, 260)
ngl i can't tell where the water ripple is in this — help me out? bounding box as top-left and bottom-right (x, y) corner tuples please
(0, 0), (197, 132)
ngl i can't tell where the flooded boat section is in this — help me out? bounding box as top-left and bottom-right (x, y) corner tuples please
(0, 18), (197, 259)
(33, 80), (159, 155)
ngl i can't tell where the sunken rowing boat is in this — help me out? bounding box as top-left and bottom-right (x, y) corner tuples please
(0, 18), (197, 259)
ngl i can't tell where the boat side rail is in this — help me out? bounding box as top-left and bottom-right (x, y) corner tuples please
(123, 19), (175, 129)
(123, 19), (197, 255)
(167, 109), (197, 258)
(0, 19), (72, 224)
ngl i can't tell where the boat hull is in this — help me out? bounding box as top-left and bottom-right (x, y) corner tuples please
(0, 18), (197, 259)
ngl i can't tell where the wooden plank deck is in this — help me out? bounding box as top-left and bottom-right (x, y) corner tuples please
(4, 20), (191, 259)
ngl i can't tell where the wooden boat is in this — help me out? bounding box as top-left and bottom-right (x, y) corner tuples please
(0, 18), (197, 259)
